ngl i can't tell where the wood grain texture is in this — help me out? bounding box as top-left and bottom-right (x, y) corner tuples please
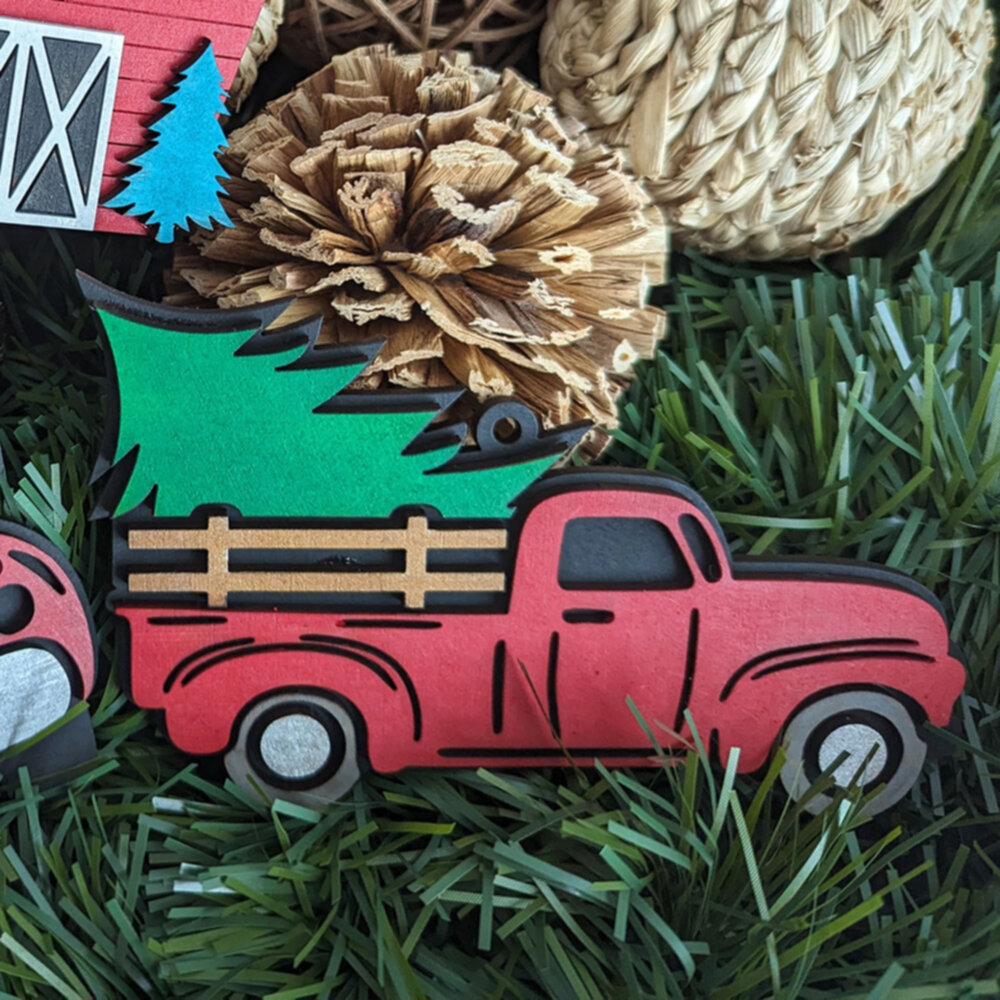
(129, 520), (508, 551)
(126, 514), (509, 609)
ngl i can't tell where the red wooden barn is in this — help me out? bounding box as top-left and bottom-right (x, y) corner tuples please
(0, 0), (264, 234)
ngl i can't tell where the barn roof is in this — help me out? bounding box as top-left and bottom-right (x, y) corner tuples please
(4, 0), (264, 234)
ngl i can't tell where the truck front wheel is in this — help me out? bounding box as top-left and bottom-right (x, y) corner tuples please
(224, 691), (362, 806)
(779, 690), (927, 816)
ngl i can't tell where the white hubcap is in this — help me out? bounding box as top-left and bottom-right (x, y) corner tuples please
(0, 647), (71, 747)
(259, 713), (332, 779)
(817, 723), (888, 787)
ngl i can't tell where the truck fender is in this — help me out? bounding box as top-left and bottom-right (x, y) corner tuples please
(0, 520), (96, 698)
(712, 670), (948, 775)
(706, 649), (965, 772)
(159, 637), (421, 766)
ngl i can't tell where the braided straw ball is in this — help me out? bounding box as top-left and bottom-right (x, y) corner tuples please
(229, 0), (286, 111)
(541, 0), (994, 259)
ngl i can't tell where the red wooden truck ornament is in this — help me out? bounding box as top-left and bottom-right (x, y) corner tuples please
(0, 520), (97, 779)
(84, 276), (967, 815)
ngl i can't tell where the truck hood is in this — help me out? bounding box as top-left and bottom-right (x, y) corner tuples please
(733, 555), (949, 624)
(721, 556), (960, 670)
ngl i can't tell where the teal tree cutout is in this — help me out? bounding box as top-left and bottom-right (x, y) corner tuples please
(84, 284), (580, 521)
(106, 42), (234, 244)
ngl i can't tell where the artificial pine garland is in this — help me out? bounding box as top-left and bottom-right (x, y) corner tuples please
(1, 28), (1000, 1000)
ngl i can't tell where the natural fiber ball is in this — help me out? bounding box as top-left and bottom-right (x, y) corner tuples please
(282, 0), (547, 72)
(541, 0), (995, 260)
(229, 0), (285, 111)
(171, 45), (666, 432)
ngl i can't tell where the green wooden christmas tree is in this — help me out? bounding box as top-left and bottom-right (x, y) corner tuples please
(82, 277), (583, 520)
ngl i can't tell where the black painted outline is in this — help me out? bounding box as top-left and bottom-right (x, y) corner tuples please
(8, 550), (65, 594)
(168, 639), (425, 744)
(437, 746), (656, 759)
(180, 641), (395, 692)
(491, 640), (506, 735)
(163, 637), (255, 693)
(300, 635), (422, 741)
(720, 637), (922, 702)
(751, 649), (935, 683)
(673, 608), (699, 732)
(547, 631), (561, 738)
(340, 619), (442, 630)
(148, 615), (228, 626)
(561, 609), (614, 625)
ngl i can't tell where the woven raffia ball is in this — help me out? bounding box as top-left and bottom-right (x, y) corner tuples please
(541, 0), (995, 260)
(229, 0), (286, 111)
(281, 0), (547, 72)
(171, 45), (666, 433)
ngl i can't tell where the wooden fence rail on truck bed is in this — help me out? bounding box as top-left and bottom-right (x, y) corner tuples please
(124, 515), (509, 609)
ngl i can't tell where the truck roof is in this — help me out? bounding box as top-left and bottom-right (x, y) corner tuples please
(517, 467), (729, 544)
(521, 468), (947, 620)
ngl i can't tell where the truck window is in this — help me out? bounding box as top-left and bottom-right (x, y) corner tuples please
(558, 517), (693, 590)
(680, 514), (722, 582)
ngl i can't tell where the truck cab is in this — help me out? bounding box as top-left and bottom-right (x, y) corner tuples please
(507, 472), (962, 790)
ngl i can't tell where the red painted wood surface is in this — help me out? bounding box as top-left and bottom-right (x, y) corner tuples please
(2, 0), (263, 235)
(116, 482), (966, 776)
(0, 528), (95, 697)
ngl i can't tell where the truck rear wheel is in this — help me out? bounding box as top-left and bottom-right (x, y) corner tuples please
(224, 691), (362, 806)
(780, 690), (927, 816)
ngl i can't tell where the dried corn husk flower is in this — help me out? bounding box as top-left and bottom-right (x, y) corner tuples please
(171, 45), (666, 433)
(541, 0), (994, 260)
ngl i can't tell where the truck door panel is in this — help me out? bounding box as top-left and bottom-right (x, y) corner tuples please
(547, 514), (699, 749)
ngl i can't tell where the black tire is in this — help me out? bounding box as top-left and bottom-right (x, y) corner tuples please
(224, 691), (361, 806)
(780, 690), (927, 815)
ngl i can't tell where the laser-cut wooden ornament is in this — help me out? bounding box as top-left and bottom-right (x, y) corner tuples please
(0, 520), (97, 781)
(106, 42), (234, 243)
(85, 276), (967, 815)
(0, 2), (266, 235)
